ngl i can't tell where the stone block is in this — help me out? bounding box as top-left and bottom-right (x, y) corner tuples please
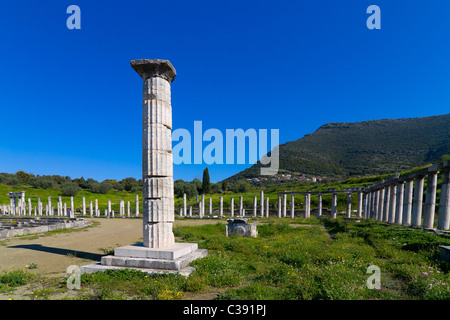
(143, 198), (174, 222)
(143, 177), (173, 199)
(101, 248), (207, 271)
(114, 242), (198, 260)
(142, 149), (173, 177)
(143, 222), (175, 248)
(225, 218), (258, 238)
(142, 123), (172, 152)
(80, 263), (197, 278)
(143, 99), (172, 129)
(143, 76), (171, 102)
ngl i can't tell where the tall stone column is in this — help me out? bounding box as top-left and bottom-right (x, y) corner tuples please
(317, 193), (322, 218)
(135, 195), (139, 217)
(395, 183), (405, 225)
(402, 180), (413, 226)
(209, 198), (212, 216)
(331, 193), (337, 219)
(304, 194), (311, 218)
(71, 197), (74, 216)
(253, 196), (257, 217)
(357, 192), (363, 218)
(183, 194), (187, 217)
(382, 187), (389, 222)
(108, 200), (112, 218)
(437, 168), (450, 230)
(423, 172), (438, 229)
(132, 59), (176, 248)
(283, 193), (287, 217)
(260, 191), (264, 217)
(95, 199), (99, 217)
(377, 189), (384, 221)
(79, 58), (208, 275)
(265, 197), (269, 217)
(230, 198), (234, 217)
(38, 198), (42, 216)
(239, 196), (243, 216)
(371, 191), (377, 219)
(291, 194), (295, 218)
(90, 201), (93, 217)
(82, 196), (86, 216)
(363, 193), (368, 219)
(201, 195), (205, 217)
(346, 193), (352, 218)
(366, 193), (372, 219)
(219, 196), (223, 217)
(277, 195), (282, 218)
(120, 200), (125, 216)
(371, 190), (377, 220)
(388, 185), (397, 223)
(411, 176), (425, 227)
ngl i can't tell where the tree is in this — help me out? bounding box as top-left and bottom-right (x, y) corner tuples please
(121, 177), (139, 192)
(202, 168), (211, 194)
(60, 181), (81, 196)
(221, 181), (229, 192)
(16, 171), (33, 184)
(234, 180), (250, 193)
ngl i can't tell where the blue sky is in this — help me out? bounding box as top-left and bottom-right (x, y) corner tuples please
(0, 1), (449, 183)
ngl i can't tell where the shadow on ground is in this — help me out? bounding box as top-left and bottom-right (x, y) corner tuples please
(8, 244), (102, 261)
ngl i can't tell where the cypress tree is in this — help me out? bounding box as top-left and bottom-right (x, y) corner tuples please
(202, 167), (211, 194)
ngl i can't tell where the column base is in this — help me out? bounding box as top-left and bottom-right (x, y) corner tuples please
(80, 242), (207, 277)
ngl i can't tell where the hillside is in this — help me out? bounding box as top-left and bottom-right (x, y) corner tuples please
(226, 113), (450, 182)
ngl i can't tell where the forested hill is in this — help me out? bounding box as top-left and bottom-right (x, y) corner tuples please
(226, 113), (450, 182)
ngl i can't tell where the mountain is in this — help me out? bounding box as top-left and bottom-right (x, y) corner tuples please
(226, 113), (450, 182)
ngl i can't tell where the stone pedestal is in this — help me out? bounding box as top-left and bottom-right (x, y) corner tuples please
(81, 243), (207, 276)
(226, 218), (258, 238)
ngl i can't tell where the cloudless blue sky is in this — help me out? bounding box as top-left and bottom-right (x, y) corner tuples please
(0, 1), (449, 183)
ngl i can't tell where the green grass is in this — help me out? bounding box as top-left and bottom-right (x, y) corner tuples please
(0, 270), (31, 294)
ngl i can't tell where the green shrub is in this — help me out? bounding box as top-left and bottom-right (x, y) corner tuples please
(0, 270), (29, 289)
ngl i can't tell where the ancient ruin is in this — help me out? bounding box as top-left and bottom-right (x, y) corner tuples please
(80, 59), (207, 276)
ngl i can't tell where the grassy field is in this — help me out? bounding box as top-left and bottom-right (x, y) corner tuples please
(1, 164), (442, 216)
(2, 217), (450, 300)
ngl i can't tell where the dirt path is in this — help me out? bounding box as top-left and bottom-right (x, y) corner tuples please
(0, 218), (223, 276)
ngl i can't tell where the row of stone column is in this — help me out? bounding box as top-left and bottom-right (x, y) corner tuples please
(1, 195), (142, 219)
(363, 162), (450, 230)
(178, 191), (364, 219)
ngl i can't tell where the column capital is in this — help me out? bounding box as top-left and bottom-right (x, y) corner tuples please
(130, 59), (176, 83)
